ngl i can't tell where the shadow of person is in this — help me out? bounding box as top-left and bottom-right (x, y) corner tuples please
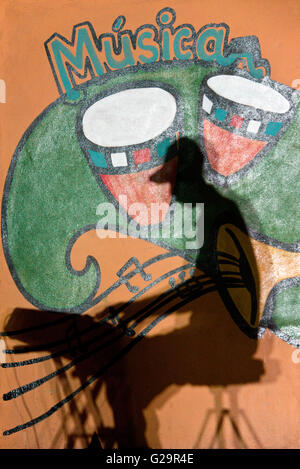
(150, 137), (263, 337)
(151, 137), (257, 273)
(0, 139), (278, 448)
(104, 137), (275, 448)
(1, 293), (275, 448)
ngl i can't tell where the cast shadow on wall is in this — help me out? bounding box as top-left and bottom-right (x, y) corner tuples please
(1, 139), (279, 448)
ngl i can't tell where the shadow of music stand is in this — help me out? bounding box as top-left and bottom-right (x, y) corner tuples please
(193, 386), (264, 449)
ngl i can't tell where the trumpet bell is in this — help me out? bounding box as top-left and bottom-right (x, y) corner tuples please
(216, 224), (260, 338)
(216, 223), (300, 342)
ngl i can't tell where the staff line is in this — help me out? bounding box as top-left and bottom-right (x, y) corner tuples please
(3, 280), (217, 399)
(3, 285), (217, 436)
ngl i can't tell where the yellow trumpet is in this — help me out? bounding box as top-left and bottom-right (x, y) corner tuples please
(216, 224), (300, 337)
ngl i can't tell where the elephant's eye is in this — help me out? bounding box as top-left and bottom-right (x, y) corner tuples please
(198, 72), (292, 182)
(206, 74), (290, 113)
(79, 84), (182, 171)
(82, 87), (177, 147)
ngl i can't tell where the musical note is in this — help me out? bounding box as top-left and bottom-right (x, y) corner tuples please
(65, 319), (88, 356)
(116, 257), (152, 293)
(106, 306), (121, 326)
(169, 277), (176, 289)
(106, 307), (136, 337)
(123, 326), (136, 337)
(178, 271), (186, 282)
(176, 276), (205, 299)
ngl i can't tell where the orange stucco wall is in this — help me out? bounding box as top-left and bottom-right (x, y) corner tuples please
(0, 0), (299, 448)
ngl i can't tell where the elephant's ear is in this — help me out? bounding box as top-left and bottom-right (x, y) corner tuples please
(2, 99), (105, 312)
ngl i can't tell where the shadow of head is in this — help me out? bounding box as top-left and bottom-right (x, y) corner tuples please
(150, 137), (205, 204)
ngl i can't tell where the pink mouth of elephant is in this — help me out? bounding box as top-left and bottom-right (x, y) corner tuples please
(203, 119), (267, 176)
(100, 158), (178, 226)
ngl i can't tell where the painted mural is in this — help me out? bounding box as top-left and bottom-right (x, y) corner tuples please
(0, 2), (299, 449)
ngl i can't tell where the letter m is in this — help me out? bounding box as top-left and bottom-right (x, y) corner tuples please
(45, 23), (105, 100)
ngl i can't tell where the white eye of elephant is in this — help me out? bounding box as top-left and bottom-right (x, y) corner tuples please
(82, 87), (177, 147)
(207, 75), (290, 113)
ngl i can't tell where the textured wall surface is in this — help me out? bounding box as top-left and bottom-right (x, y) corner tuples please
(0, 0), (299, 449)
